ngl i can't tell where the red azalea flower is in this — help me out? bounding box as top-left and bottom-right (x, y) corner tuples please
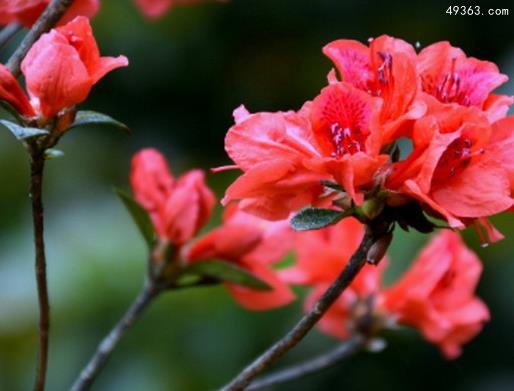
(386, 105), (513, 234)
(130, 148), (215, 246)
(185, 204), (295, 310)
(222, 83), (390, 219)
(0, 0), (99, 28)
(20, 16), (128, 119)
(307, 82), (390, 203)
(418, 41), (513, 122)
(383, 230), (490, 359)
(221, 104), (328, 220)
(323, 35), (426, 142)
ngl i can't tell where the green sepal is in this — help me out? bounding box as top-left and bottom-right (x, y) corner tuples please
(0, 119), (48, 140)
(290, 207), (347, 231)
(180, 260), (271, 290)
(114, 188), (156, 249)
(69, 111), (129, 133)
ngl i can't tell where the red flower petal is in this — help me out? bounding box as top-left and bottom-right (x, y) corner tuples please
(0, 64), (35, 117)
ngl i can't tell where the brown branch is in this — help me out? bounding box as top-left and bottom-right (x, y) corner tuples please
(29, 147), (49, 391)
(6, 0), (75, 77)
(247, 335), (365, 391)
(70, 281), (163, 391)
(220, 222), (386, 391)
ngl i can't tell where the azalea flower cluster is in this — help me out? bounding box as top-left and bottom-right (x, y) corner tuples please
(0, 3), (507, 384)
(282, 219), (489, 359)
(129, 147), (489, 358)
(222, 35), (514, 243)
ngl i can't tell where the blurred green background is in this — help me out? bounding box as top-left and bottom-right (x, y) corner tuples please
(1, 0), (514, 390)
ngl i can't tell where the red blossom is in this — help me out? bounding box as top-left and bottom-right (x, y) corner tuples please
(185, 204), (295, 310)
(222, 83), (390, 218)
(418, 41), (513, 122)
(386, 105), (513, 233)
(323, 35), (426, 142)
(0, 0), (99, 28)
(20, 16), (128, 119)
(383, 230), (490, 359)
(222, 104), (327, 220)
(280, 217), (366, 285)
(307, 82), (389, 203)
(130, 148), (215, 246)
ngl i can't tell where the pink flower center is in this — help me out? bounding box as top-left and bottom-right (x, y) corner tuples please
(425, 59), (471, 106)
(369, 51), (393, 97)
(329, 122), (365, 157)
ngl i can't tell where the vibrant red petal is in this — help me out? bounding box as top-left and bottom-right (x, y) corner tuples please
(21, 30), (92, 118)
(322, 39), (373, 91)
(419, 41), (508, 109)
(226, 263), (295, 311)
(163, 169), (215, 244)
(225, 109), (319, 172)
(432, 156), (513, 218)
(0, 64), (35, 117)
(310, 82), (382, 157)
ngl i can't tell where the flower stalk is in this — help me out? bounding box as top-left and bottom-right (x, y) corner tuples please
(246, 335), (365, 391)
(28, 145), (49, 391)
(220, 221), (389, 391)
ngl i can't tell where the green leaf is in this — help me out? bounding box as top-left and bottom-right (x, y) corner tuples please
(290, 207), (346, 231)
(115, 188), (155, 248)
(181, 260), (271, 290)
(70, 111), (129, 133)
(175, 273), (202, 286)
(0, 119), (48, 140)
(0, 100), (24, 123)
(44, 148), (65, 160)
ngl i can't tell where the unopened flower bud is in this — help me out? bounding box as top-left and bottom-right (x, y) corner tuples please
(358, 197), (384, 221)
(366, 232), (392, 265)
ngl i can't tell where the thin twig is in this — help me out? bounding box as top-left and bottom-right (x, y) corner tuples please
(247, 335), (365, 390)
(0, 23), (22, 50)
(70, 281), (163, 391)
(220, 223), (385, 391)
(6, 0), (75, 77)
(29, 147), (49, 391)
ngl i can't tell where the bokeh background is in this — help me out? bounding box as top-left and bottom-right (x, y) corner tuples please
(1, 0), (514, 390)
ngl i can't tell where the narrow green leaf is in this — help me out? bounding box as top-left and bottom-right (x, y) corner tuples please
(290, 207), (346, 231)
(0, 100), (24, 123)
(70, 111), (129, 133)
(175, 273), (202, 286)
(115, 188), (155, 248)
(44, 148), (65, 160)
(0, 119), (48, 140)
(182, 260), (272, 290)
